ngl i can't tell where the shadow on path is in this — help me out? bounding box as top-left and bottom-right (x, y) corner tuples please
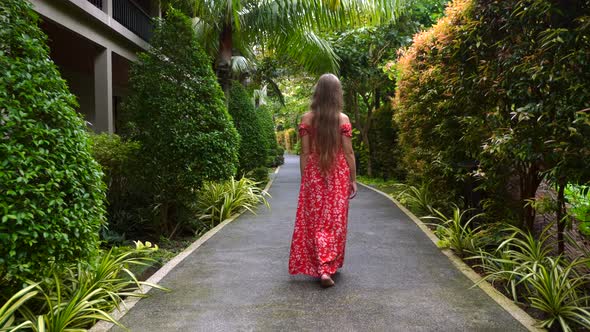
(111, 154), (527, 332)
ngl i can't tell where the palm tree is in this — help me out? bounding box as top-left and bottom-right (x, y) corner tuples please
(186, 0), (407, 94)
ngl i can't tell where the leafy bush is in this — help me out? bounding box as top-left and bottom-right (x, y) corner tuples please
(369, 104), (404, 180)
(523, 257), (590, 331)
(273, 146), (285, 167)
(565, 184), (590, 222)
(196, 177), (270, 229)
(0, 242), (165, 331)
(90, 133), (146, 241)
(122, 8), (239, 236)
(249, 167), (269, 184)
(228, 81), (267, 173)
(0, 0), (106, 284)
(395, 0), (590, 230)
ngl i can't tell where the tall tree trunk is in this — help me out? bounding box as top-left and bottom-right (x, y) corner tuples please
(361, 93), (374, 177)
(556, 180), (566, 255)
(350, 91), (373, 176)
(217, 23), (232, 99)
(520, 162), (542, 230)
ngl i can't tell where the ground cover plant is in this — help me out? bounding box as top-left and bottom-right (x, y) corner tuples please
(0, 242), (165, 331)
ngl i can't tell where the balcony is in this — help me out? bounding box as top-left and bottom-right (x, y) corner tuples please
(87, 0), (153, 41)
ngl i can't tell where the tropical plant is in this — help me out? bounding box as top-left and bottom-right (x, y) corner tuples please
(0, 284), (39, 331)
(515, 257), (590, 332)
(565, 184), (590, 223)
(0, 0), (106, 284)
(474, 245), (520, 297)
(476, 224), (555, 302)
(122, 8), (240, 237)
(1, 242), (166, 331)
(175, 0), (410, 93)
(423, 207), (484, 257)
(196, 177), (270, 229)
(394, 182), (440, 216)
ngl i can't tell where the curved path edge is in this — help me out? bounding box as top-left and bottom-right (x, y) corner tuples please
(357, 182), (544, 332)
(90, 166), (281, 332)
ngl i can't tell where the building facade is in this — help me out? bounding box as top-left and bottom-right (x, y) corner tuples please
(30, 0), (160, 133)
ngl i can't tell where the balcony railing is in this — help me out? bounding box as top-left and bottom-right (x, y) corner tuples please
(113, 0), (153, 41)
(88, 0), (103, 8)
(86, 0), (153, 42)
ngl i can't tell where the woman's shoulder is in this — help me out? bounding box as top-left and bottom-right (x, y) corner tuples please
(301, 111), (314, 123)
(339, 112), (350, 124)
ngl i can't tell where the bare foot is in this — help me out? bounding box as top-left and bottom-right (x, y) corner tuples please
(320, 273), (335, 288)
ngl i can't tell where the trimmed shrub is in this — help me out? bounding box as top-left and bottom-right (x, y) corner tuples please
(0, 0), (105, 283)
(228, 81), (267, 173)
(122, 8), (239, 235)
(257, 104), (279, 166)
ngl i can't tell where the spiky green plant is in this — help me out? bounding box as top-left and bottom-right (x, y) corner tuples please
(197, 176), (270, 228)
(423, 207), (485, 257)
(474, 223), (554, 302)
(394, 182), (440, 216)
(0, 283), (39, 331)
(1, 242), (167, 331)
(521, 257), (590, 331)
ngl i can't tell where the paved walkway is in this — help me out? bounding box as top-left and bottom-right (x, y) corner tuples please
(112, 155), (528, 332)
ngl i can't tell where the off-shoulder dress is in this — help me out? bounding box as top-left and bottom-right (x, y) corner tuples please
(288, 122), (353, 277)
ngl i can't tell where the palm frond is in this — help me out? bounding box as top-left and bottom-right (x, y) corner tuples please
(192, 17), (220, 59)
(272, 29), (339, 74)
(231, 56), (255, 75)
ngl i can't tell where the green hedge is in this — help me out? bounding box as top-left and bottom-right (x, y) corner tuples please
(395, 0), (590, 227)
(122, 8), (239, 235)
(0, 0), (105, 283)
(228, 81), (267, 173)
(257, 104), (280, 166)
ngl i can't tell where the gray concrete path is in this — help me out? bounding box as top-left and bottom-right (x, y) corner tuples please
(112, 155), (527, 332)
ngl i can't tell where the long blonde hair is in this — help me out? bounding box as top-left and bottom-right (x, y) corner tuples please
(310, 74), (344, 173)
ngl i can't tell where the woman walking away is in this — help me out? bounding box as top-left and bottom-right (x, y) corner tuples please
(288, 73), (357, 288)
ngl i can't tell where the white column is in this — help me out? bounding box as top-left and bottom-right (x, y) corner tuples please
(94, 47), (113, 133)
(104, 0), (113, 17)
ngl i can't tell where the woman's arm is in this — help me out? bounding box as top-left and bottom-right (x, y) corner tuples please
(341, 116), (357, 197)
(300, 134), (311, 176)
(299, 113), (312, 177)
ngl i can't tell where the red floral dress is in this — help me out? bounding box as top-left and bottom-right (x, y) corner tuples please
(288, 122), (353, 277)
